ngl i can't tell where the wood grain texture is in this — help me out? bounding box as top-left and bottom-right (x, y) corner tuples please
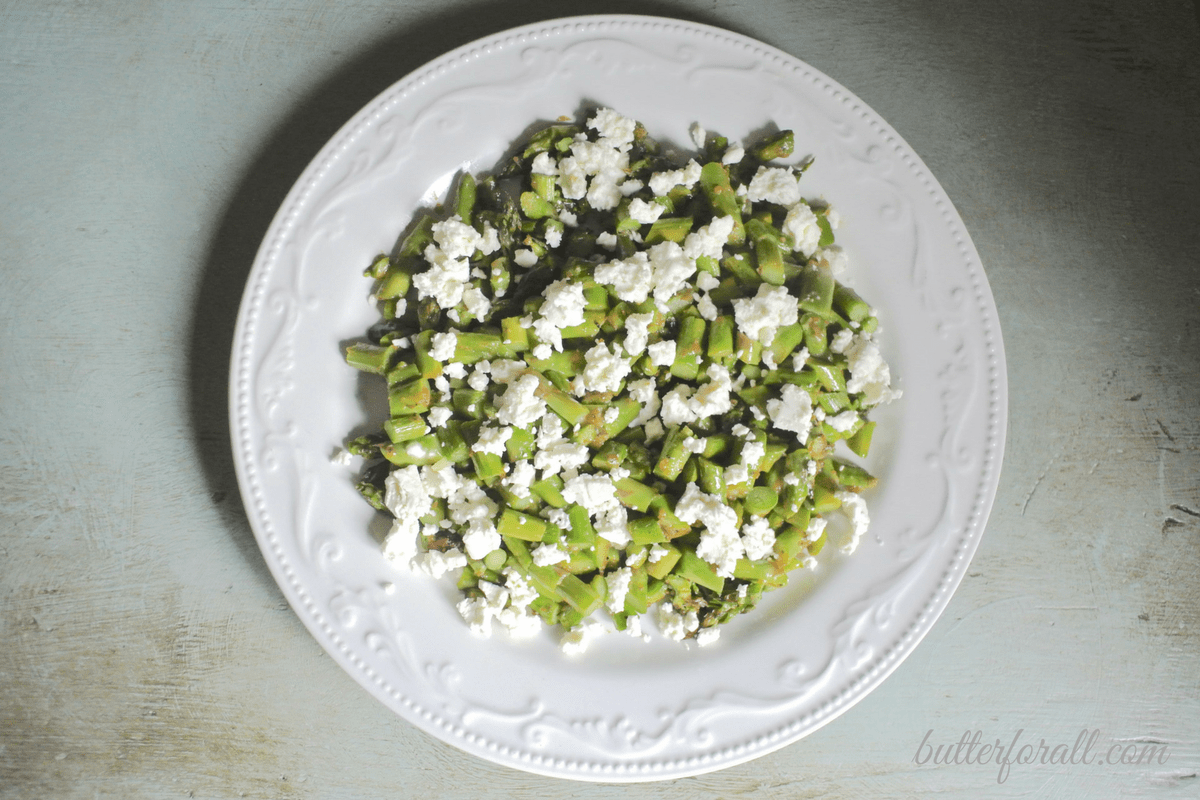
(2, 0), (1197, 797)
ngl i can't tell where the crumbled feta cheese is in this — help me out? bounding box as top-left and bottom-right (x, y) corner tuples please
(643, 418), (665, 442)
(414, 244), (470, 308)
(578, 341), (631, 394)
(415, 547), (468, 579)
(443, 362), (467, 380)
(603, 407), (620, 424)
(562, 473), (620, 516)
(741, 517), (776, 561)
(656, 603), (700, 642)
(843, 334), (902, 406)
(502, 460), (536, 499)
(683, 436), (706, 454)
(461, 285), (492, 320)
(721, 142), (744, 165)
(467, 368), (489, 391)
(648, 543), (670, 564)
(431, 216), (484, 259)
(648, 159), (702, 196)
(646, 339), (676, 367)
(816, 245), (848, 275)
(472, 424), (513, 455)
(647, 241), (696, 305)
(488, 359), (526, 384)
(497, 607), (543, 639)
(330, 448), (355, 467)
(605, 566), (633, 613)
(675, 483), (743, 578)
(429, 331), (457, 362)
(660, 385), (698, 426)
(791, 346), (810, 372)
(696, 294), (718, 321)
(688, 363), (733, 420)
(696, 271), (720, 292)
(461, 518), (501, 560)
(689, 122), (706, 150)
(596, 231), (619, 250)
(560, 618), (608, 655)
(589, 107), (637, 148)
(530, 151), (557, 175)
(782, 202), (821, 258)
(745, 166), (802, 206)
(620, 178), (644, 196)
(767, 384), (814, 442)
(837, 491), (870, 554)
(682, 215), (734, 261)
(628, 377), (660, 428)
(594, 506), (631, 547)
(514, 248), (538, 268)
(723, 464), (750, 487)
(628, 198), (666, 224)
(496, 373), (548, 429)
(502, 567), (539, 610)
(456, 595), (496, 637)
(740, 439), (765, 468)
(537, 283), (588, 343)
(623, 312), (655, 355)
(696, 628), (721, 647)
(532, 542), (569, 566)
(595, 250), (652, 302)
(827, 409), (860, 432)
(805, 515), (828, 543)
(733, 283), (799, 346)
(427, 406), (452, 428)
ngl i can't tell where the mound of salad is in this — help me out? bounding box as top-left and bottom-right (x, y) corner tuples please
(339, 108), (900, 654)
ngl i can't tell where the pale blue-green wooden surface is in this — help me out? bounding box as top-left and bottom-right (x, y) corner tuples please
(3, 1), (1199, 798)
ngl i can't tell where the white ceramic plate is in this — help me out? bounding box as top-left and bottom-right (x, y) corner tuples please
(230, 15), (1006, 782)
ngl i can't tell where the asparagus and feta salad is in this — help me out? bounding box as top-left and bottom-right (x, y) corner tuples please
(340, 109), (900, 653)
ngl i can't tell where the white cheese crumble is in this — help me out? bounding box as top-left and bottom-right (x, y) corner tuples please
(675, 483), (743, 578)
(428, 330), (457, 362)
(415, 547), (468, 579)
(496, 373), (547, 428)
(646, 339), (676, 367)
(836, 491), (870, 554)
(648, 159), (702, 197)
(782, 202), (821, 257)
(560, 618), (608, 655)
(683, 215), (734, 261)
(472, 424), (512, 455)
(741, 517), (776, 561)
(827, 409), (860, 432)
(732, 284), (799, 346)
(578, 341), (632, 394)
(745, 166), (802, 206)
(656, 603), (700, 642)
(532, 542), (569, 566)
(843, 333), (902, 406)
(514, 248), (538, 268)
(721, 142), (744, 164)
(628, 198), (665, 224)
(766, 384), (814, 442)
(605, 567), (633, 613)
